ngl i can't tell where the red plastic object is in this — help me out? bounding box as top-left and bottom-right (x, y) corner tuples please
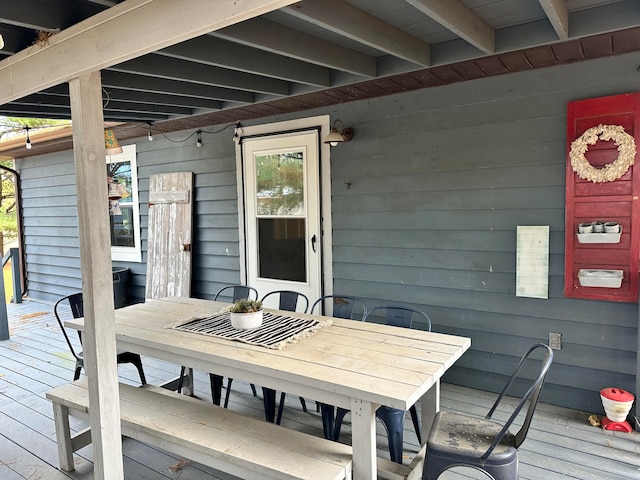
(600, 387), (634, 402)
(601, 417), (633, 432)
(600, 387), (634, 432)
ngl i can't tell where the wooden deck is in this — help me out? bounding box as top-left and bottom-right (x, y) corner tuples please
(0, 298), (638, 479)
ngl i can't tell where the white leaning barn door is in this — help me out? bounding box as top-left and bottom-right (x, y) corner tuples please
(145, 172), (193, 299)
(242, 131), (321, 308)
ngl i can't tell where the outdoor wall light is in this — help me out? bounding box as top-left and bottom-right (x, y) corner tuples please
(147, 122), (154, 141)
(104, 129), (123, 155)
(196, 129), (203, 147)
(324, 119), (353, 146)
(25, 126), (32, 150)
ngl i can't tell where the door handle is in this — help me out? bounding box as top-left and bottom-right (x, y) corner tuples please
(311, 234), (317, 253)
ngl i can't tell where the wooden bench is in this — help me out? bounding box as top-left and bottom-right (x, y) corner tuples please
(46, 379), (353, 480)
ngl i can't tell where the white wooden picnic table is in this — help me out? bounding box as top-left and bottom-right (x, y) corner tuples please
(66, 296), (471, 479)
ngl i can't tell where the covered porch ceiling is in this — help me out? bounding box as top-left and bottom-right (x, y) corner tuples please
(1, 0), (640, 158)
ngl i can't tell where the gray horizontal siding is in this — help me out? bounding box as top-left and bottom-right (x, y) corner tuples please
(18, 132), (241, 304)
(15, 50), (640, 414)
(324, 52), (640, 413)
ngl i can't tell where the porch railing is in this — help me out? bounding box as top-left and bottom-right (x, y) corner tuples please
(0, 248), (22, 340)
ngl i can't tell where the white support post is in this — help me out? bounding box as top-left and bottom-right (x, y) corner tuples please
(68, 71), (123, 480)
(421, 379), (440, 439)
(349, 398), (377, 479)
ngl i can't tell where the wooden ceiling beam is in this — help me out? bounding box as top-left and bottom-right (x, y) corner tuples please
(112, 54), (290, 96)
(538, 0), (569, 40)
(405, 0), (495, 54)
(216, 17), (377, 78)
(41, 84), (223, 110)
(101, 71), (255, 104)
(159, 35), (331, 87)
(285, 0), (431, 66)
(0, 0), (299, 105)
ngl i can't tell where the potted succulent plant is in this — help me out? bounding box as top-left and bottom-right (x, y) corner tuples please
(229, 298), (263, 329)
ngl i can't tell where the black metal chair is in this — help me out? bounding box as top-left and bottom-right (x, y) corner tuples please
(423, 343), (554, 480)
(53, 292), (146, 384)
(310, 294), (367, 320)
(215, 285), (260, 408)
(261, 289), (309, 314)
(214, 285), (259, 304)
(311, 294), (367, 439)
(332, 305), (431, 463)
(260, 289), (309, 424)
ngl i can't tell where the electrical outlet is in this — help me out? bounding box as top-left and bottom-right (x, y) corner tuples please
(549, 332), (562, 350)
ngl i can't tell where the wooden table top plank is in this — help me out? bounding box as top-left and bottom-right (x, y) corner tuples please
(329, 317), (470, 348)
(311, 328), (464, 365)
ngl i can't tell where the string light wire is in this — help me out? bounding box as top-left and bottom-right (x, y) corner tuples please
(0, 120), (240, 149)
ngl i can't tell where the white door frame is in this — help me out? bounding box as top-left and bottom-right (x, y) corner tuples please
(235, 115), (333, 301)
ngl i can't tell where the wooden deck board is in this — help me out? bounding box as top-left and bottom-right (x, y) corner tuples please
(1, 298), (639, 479)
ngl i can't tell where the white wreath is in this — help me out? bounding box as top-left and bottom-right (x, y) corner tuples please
(570, 124), (636, 183)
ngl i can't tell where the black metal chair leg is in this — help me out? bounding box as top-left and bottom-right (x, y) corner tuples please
(409, 404), (422, 444)
(333, 407), (350, 441)
(319, 403), (336, 440)
(276, 392), (287, 424)
(376, 406), (406, 464)
(224, 378), (258, 407)
(224, 377), (234, 408)
(262, 387), (277, 423)
(177, 366), (186, 393)
(276, 392), (308, 424)
(132, 356), (146, 385)
(209, 374), (223, 405)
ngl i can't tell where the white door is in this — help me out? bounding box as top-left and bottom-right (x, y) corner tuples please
(243, 131), (321, 310)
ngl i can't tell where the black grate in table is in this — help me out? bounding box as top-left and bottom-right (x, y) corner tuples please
(171, 311), (330, 350)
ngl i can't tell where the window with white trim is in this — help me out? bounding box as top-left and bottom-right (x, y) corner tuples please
(107, 144), (141, 262)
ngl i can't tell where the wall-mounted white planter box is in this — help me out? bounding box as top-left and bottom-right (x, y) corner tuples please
(576, 226), (622, 244)
(578, 269), (623, 288)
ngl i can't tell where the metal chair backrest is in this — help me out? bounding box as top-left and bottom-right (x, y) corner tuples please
(364, 304), (431, 331)
(482, 343), (554, 460)
(53, 293), (84, 362)
(261, 290), (309, 313)
(214, 285), (258, 302)
(310, 295), (367, 320)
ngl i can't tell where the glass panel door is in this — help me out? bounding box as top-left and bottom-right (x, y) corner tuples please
(243, 132), (320, 307)
(255, 151), (306, 282)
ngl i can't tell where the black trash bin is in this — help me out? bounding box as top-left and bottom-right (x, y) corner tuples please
(112, 267), (129, 308)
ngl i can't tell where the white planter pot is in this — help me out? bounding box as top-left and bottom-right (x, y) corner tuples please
(230, 310), (263, 330)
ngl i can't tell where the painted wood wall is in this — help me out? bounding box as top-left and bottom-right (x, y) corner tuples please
(17, 51), (640, 414)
